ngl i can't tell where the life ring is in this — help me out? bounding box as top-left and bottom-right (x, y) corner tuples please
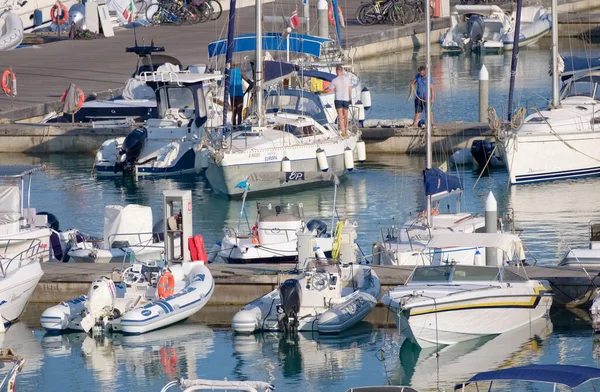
(157, 271), (175, 299)
(50, 2), (69, 25)
(328, 5), (345, 27)
(1, 70), (16, 97)
(60, 87), (85, 112)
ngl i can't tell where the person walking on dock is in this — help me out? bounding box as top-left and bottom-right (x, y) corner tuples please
(411, 66), (435, 128)
(322, 66), (352, 138)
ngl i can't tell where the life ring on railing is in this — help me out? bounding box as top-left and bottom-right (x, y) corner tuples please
(328, 5), (345, 27)
(188, 234), (208, 262)
(50, 2), (69, 25)
(1, 70), (16, 97)
(60, 87), (85, 112)
(157, 271), (175, 299)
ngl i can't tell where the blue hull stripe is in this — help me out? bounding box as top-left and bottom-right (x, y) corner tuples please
(180, 282), (213, 309)
(41, 316), (62, 320)
(514, 166), (600, 184)
(153, 301), (171, 314)
(121, 314), (160, 324)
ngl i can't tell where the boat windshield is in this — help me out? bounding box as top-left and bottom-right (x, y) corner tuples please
(561, 80), (600, 100)
(258, 203), (302, 222)
(157, 86), (207, 119)
(265, 90), (328, 125)
(410, 265), (502, 283)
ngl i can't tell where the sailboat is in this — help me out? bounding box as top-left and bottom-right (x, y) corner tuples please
(203, 0), (364, 196)
(499, 0), (600, 184)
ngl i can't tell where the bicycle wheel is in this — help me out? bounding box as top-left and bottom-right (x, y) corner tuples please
(390, 2), (412, 25)
(195, 2), (212, 22)
(145, 3), (162, 25)
(356, 3), (378, 25)
(208, 0), (221, 20)
(169, 11), (184, 25)
(134, 0), (147, 19)
(181, 5), (201, 24)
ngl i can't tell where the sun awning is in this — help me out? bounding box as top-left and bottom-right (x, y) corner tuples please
(0, 165), (46, 178)
(208, 33), (333, 59)
(454, 364), (600, 390)
(425, 233), (525, 259)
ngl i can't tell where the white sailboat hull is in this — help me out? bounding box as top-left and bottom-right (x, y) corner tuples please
(0, 259), (43, 328)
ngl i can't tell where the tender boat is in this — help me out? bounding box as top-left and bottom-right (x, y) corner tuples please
(558, 221), (600, 268)
(161, 379), (274, 392)
(40, 190), (214, 335)
(215, 171), (338, 264)
(94, 70), (222, 177)
(232, 221), (381, 334)
(67, 204), (176, 263)
(383, 233), (552, 348)
(469, 140), (504, 169)
(502, 6), (551, 51)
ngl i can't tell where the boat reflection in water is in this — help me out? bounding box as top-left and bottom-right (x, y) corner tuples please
(40, 322), (215, 388)
(390, 317), (553, 391)
(231, 323), (378, 385)
(0, 322), (44, 375)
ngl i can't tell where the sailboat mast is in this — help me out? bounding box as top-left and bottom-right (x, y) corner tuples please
(551, 0), (559, 107)
(425, 0), (432, 227)
(507, 0), (523, 122)
(255, 0), (264, 126)
(222, 0), (238, 127)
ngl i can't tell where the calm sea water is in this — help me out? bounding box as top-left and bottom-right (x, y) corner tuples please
(4, 42), (600, 391)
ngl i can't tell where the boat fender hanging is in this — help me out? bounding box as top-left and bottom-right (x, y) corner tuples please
(281, 156), (291, 172)
(360, 87), (372, 109)
(357, 140), (366, 162)
(188, 234), (208, 263)
(50, 2), (69, 25)
(344, 147), (354, 171)
(199, 146), (209, 170)
(1, 69), (16, 97)
(328, 5), (345, 27)
(316, 148), (329, 172)
(157, 271), (175, 299)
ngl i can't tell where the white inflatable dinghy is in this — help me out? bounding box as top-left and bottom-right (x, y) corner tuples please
(0, 12), (23, 51)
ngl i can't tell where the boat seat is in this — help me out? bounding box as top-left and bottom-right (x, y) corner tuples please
(261, 213), (297, 222)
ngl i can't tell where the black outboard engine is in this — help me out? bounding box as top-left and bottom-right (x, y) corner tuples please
(306, 219), (328, 238)
(471, 140), (496, 171)
(152, 219), (165, 243)
(466, 14), (484, 51)
(114, 127), (148, 174)
(277, 279), (302, 334)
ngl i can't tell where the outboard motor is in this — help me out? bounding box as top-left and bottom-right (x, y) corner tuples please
(466, 14), (485, 51)
(277, 279), (302, 334)
(152, 219), (165, 242)
(306, 219), (328, 238)
(114, 127), (148, 174)
(471, 140), (496, 171)
(85, 277), (118, 332)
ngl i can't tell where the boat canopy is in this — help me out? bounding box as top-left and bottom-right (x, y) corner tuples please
(298, 69), (336, 82)
(265, 89), (329, 125)
(264, 61), (297, 86)
(208, 33), (333, 59)
(0, 165), (45, 178)
(423, 167), (463, 200)
(454, 364), (600, 390)
(560, 54), (600, 80)
(425, 233), (525, 261)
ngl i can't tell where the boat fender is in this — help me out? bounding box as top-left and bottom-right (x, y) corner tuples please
(1, 70), (16, 97)
(360, 87), (372, 109)
(316, 148), (329, 172)
(357, 140), (366, 162)
(188, 234), (208, 263)
(281, 156), (291, 173)
(344, 147), (354, 171)
(328, 5), (345, 27)
(157, 271), (175, 299)
(50, 231), (63, 261)
(50, 2), (69, 25)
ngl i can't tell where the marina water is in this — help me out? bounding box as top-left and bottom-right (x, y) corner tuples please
(6, 40), (600, 391)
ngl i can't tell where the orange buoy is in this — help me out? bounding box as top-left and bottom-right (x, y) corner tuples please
(328, 5), (345, 27)
(50, 2), (69, 25)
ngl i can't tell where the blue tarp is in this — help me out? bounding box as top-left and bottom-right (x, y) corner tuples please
(561, 54), (600, 80)
(208, 33), (333, 59)
(423, 168), (463, 197)
(298, 69), (336, 82)
(264, 61), (297, 84)
(454, 365), (600, 389)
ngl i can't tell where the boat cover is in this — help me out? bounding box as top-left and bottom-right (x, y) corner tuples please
(455, 364), (600, 389)
(561, 54), (600, 78)
(0, 186), (20, 224)
(208, 33), (333, 59)
(425, 233), (525, 260)
(180, 379), (275, 391)
(423, 167), (463, 199)
(103, 204), (153, 247)
(122, 78), (155, 100)
(264, 61), (297, 86)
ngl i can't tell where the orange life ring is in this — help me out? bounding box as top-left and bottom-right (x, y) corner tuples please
(328, 5), (345, 27)
(1, 70), (16, 97)
(60, 87), (85, 112)
(188, 234), (208, 262)
(157, 271), (175, 299)
(50, 2), (69, 25)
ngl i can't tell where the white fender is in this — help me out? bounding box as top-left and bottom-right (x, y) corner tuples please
(360, 87), (372, 109)
(344, 147), (354, 172)
(356, 140), (366, 162)
(316, 148), (329, 172)
(281, 156), (291, 172)
(199, 146), (210, 170)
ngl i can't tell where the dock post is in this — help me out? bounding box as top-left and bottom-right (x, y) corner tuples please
(317, 0), (328, 38)
(479, 64), (489, 123)
(485, 191), (498, 266)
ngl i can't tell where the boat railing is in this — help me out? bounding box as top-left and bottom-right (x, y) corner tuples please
(139, 71), (183, 86)
(160, 379), (275, 392)
(107, 232), (163, 249)
(0, 239), (43, 278)
(0, 349), (25, 391)
(225, 226), (298, 243)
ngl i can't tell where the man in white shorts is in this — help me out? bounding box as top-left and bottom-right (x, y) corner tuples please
(322, 66), (352, 137)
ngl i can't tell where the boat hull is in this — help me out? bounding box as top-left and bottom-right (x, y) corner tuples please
(0, 259), (43, 328)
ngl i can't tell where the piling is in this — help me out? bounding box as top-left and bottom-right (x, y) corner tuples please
(304, 0), (310, 33)
(317, 0), (328, 39)
(485, 192), (498, 266)
(479, 64), (489, 123)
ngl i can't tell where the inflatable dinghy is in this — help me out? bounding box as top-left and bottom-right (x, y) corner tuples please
(0, 12), (23, 51)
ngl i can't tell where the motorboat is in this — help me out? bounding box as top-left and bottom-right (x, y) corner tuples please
(40, 190), (214, 335)
(383, 233), (552, 348)
(373, 168), (490, 266)
(346, 388), (418, 392)
(558, 221), (600, 268)
(232, 221), (381, 334)
(0, 10), (23, 51)
(502, 6), (551, 51)
(161, 379), (274, 392)
(0, 349), (24, 391)
(215, 171), (338, 264)
(94, 70), (222, 177)
(454, 364), (600, 391)
(67, 204), (175, 263)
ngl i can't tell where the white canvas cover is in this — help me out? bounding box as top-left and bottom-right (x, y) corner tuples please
(425, 233), (526, 261)
(122, 78), (155, 100)
(0, 185), (20, 224)
(106, 0), (137, 24)
(103, 204), (153, 248)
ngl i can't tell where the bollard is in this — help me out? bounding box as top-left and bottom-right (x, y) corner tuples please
(479, 64), (489, 123)
(317, 0), (328, 39)
(485, 191), (498, 266)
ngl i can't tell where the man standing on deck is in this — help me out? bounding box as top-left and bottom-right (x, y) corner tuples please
(322, 66), (352, 138)
(230, 66), (249, 127)
(411, 66), (435, 128)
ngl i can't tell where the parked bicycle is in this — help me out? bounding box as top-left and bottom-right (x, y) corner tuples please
(355, 0), (410, 26)
(145, 0), (202, 25)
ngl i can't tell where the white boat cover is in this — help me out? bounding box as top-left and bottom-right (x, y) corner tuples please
(0, 185), (20, 224)
(122, 78), (156, 100)
(180, 379), (275, 391)
(425, 233), (525, 260)
(103, 204), (153, 247)
(453, 4), (504, 15)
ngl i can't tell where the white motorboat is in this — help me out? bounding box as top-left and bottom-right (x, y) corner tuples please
(215, 171), (338, 264)
(558, 221), (600, 268)
(161, 379), (274, 392)
(383, 233), (552, 348)
(67, 204), (174, 264)
(232, 221), (381, 334)
(94, 70), (222, 177)
(40, 190), (214, 335)
(502, 6), (551, 51)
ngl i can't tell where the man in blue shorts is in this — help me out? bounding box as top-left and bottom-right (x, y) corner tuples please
(411, 65), (435, 127)
(322, 66), (352, 137)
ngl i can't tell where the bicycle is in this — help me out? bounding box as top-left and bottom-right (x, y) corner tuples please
(356, 0), (410, 26)
(146, 0), (184, 25)
(208, 0), (222, 20)
(191, 0), (214, 22)
(402, 0), (434, 24)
